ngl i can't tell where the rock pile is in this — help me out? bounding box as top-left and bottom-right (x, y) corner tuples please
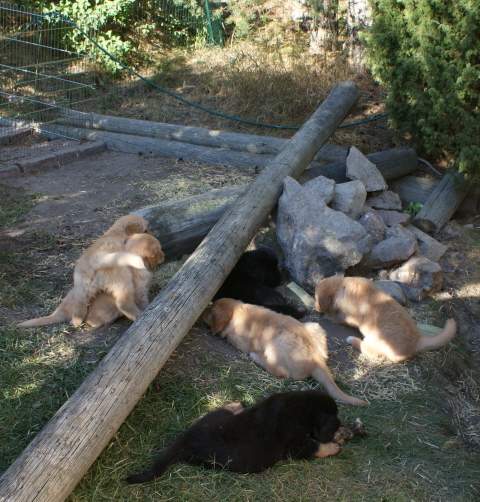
(276, 147), (446, 302)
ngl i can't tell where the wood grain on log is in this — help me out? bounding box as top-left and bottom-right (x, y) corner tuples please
(0, 81), (361, 502)
(389, 175), (477, 214)
(59, 113), (348, 164)
(412, 170), (470, 234)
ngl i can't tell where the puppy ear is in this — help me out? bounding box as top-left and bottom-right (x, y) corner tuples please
(147, 249), (164, 270)
(202, 301), (232, 335)
(315, 282), (333, 313)
(125, 221), (147, 235)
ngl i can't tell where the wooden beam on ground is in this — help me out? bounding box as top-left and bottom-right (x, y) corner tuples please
(59, 113), (348, 164)
(40, 123), (346, 171)
(0, 80), (361, 502)
(388, 175), (477, 214)
(137, 146), (418, 259)
(412, 170), (470, 234)
(300, 145), (418, 183)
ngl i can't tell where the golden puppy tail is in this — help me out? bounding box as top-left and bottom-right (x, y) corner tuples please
(96, 251), (145, 270)
(414, 318), (457, 354)
(17, 292), (72, 328)
(312, 361), (369, 407)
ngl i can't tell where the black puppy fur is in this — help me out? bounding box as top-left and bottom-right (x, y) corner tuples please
(213, 248), (307, 319)
(126, 390), (341, 484)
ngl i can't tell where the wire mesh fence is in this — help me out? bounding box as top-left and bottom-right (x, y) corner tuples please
(0, 1), (223, 166)
(0, 2), (101, 164)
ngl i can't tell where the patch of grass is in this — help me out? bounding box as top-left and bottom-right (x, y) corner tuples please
(0, 325), (90, 471)
(65, 341), (480, 502)
(0, 184), (42, 229)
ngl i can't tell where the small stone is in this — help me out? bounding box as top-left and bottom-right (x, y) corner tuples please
(374, 280), (406, 305)
(376, 210), (411, 227)
(330, 180), (367, 220)
(365, 190), (402, 211)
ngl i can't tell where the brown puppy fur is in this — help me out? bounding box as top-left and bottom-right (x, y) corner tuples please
(202, 298), (368, 406)
(314, 276), (457, 362)
(70, 215), (150, 326)
(17, 233), (164, 328)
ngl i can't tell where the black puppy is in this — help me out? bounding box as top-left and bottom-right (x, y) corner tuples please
(126, 390), (341, 483)
(213, 249), (307, 319)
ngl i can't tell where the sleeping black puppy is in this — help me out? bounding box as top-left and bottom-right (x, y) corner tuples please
(126, 390), (341, 484)
(213, 248), (307, 319)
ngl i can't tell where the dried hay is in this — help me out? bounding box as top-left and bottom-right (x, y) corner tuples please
(134, 161), (255, 204)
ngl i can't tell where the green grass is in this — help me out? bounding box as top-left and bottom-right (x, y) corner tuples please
(63, 347), (480, 502)
(0, 184), (42, 228)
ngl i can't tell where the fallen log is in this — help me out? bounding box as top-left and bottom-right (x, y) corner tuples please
(58, 113), (348, 164)
(388, 175), (477, 214)
(301, 145), (418, 183)
(40, 123), (346, 171)
(137, 146), (418, 259)
(412, 170), (470, 234)
(0, 80), (361, 502)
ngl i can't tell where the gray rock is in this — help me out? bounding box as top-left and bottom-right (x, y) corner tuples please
(374, 280), (406, 305)
(371, 236), (418, 269)
(385, 224), (418, 247)
(365, 190), (402, 211)
(330, 180), (367, 220)
(303, 175), (336, 204)
(358, 209), (387, 245)
(388, 256), (443, 300)
(277, 177), (371, 293)
(376, 209), (411, 227)
(346, 146), (388, 192)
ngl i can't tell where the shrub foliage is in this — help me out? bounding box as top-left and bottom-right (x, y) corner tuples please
(364, 0), (480, 192)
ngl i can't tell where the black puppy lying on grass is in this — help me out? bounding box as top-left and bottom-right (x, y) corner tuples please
(213, 248), (307, 319)
(126, 390), (341, 483)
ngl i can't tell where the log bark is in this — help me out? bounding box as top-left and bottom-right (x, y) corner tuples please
(58, 113), (348, 164)
(411, 170), (470, 234)
(301, 145), (418, 183)
(138, 146), (418, 260)
(0, 80), (361, 502)
(388, 175), (477, 214)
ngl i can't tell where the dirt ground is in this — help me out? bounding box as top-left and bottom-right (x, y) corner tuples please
(1, 146), (479, 362)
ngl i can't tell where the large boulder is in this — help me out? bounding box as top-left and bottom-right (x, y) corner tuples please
(276, 177), (371, 293)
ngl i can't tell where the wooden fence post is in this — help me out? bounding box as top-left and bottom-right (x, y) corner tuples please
(0, 81), (361, 502)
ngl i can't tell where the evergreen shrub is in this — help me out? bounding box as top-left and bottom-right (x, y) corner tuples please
(364, 0), (480, 193)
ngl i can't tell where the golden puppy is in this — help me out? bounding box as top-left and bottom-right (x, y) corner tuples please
(202, 298), (368, 406)
(70, 214), (150, 326)
(17, 233), (164, 328)
(314, 276), (457, 362)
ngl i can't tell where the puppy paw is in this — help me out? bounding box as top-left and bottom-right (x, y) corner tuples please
(222, 402), (244, 414)
(315, 442), (341, 458)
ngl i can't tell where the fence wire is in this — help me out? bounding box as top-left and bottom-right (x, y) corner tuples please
(0, 1), (222, 165)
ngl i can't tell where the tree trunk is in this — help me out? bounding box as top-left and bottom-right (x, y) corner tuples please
(138, 146), (418, 260)
(411, 170), (470, 234)
(0, 81), (361, 502)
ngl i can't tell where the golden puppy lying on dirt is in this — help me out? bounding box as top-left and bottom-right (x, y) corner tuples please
(314, 276), (457, 362)
(17, 232), (164, 328)
(202, 298), (368, 406)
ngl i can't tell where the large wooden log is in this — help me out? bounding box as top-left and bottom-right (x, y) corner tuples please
(58, 113), (348, 163)
(300, 145), (418, 183)
(388, 175), (477, 214)
(137, 146), (418, 259)
(0, 80), (361, 502)
(412, 170), (470, 234)
(40, 123), (346, 171)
